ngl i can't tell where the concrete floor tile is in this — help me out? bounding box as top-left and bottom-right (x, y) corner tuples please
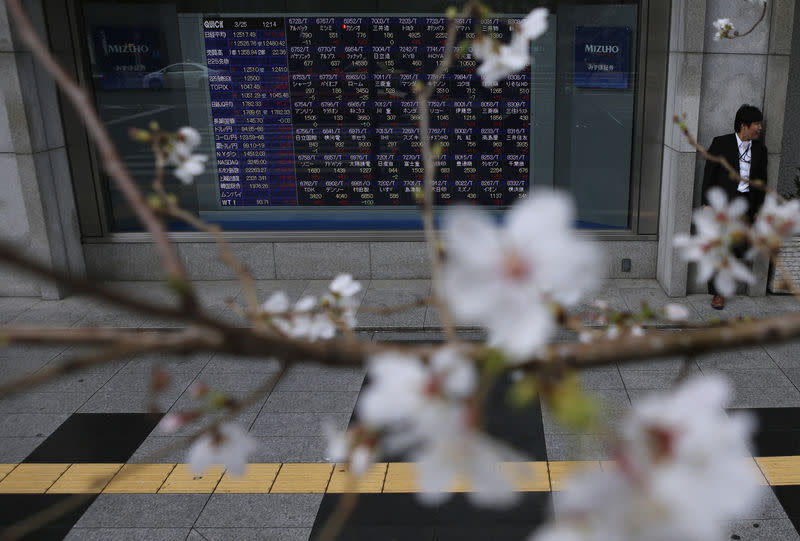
(747, 486), (794, 519)
(239, 280), (311, 305)
(0, 413), (69, 437)
(34, 371), (117, 396)
(128, 436), (192, 463)
(120, 352), (214, 374)
(544, 434), (613, 461)
(77, 390), (180, 414)
(765, 341), (800, 369)
(204, 354), (281, 373)
(620, 366), (703, 390)
(729, 386), (800, 408)
(356, 281), (430, 328)
(701, 368), (796, 389)
(195, 371), (281, 392)
(618, 357), (689, 371)
(164, 408), (261, 438)
(0, 343), (69, 364)
(696, 348), (778, 370)
(619, 287), (696, 317)
(99, 370), (196, 395)
(262, 392), (359, 413)
(575, 285), (629, 318)
(274, 366), (365, 391)
(0, 391), (87, 414)
(578, 367), (625, 389)
(73, 301), (151, 328)
(725, 519), (800, 540)
(247, 437), (329, 462)
(0, 297), (40, 323)
(65, 528), (191, 540)
(7, 297), (89, 326)
(608, 279), (662, 289)
(250, 412), (350, 437)
(0, 436), (45, 461)
(195, 494), (323, 528)
(753, 294), (800, 315)
(193, 528), (312, 541)
(75, 494), (210, 528)
(687, 293), (770, 321)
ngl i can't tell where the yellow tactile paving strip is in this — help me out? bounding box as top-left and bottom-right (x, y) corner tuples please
(0, 459), (796, 494)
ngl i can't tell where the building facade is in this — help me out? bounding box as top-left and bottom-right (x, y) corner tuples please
(0, 0), (796, 298)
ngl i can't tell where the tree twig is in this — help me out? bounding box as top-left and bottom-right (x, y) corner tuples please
(0, 328), (220, 397)
(729, 2), (767, 39)
(414, 3), (478, 344)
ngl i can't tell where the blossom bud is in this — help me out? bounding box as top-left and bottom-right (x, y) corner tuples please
(129, 128), (152, 143)
(190, 381), (209, 398)
(158, 411), (197, 433)
(151, 368), (170, 392)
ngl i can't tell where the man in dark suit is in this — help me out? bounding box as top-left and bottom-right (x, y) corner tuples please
(701, 104), (767, 310)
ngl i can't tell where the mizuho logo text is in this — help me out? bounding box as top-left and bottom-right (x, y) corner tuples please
(584, 44), (619, 54)
(105, 43), (150, 54)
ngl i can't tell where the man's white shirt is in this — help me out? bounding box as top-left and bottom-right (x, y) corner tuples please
(736, 133), (751, 193)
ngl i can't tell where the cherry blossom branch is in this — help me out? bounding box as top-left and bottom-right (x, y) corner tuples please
(0, 240), (207, 323)
(2, 493), (95, 541)
(5, 0), (192, 301)
(675, 117), (800, 298)
(0, 326), (148, 346)
(148, 138), (262, 319)
(414, 2), (479, 343)
(0, 328), (220, 397)
(2, 363), (289, 541)
(316, 492), (360, 541)
(356, 297), (431, 315)
(530, 310), (800, 370)
(729, 2), (767, 39)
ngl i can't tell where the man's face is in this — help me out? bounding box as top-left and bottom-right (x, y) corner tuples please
(739, 121), (763, 141)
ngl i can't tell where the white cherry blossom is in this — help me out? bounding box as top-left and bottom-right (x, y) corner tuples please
(712, 18), (735, 40)
(473, 8), (548, 86)
(260, 291), (290, 314)
(442, 192), (602, 359)
(174, 154), (207, 185)
(167, 127), (207, 184)
(357, 348), (520, 506)
(187, 422), (256, 476)
(749, 193), (800, 255)
(411, 403), (518, 508)
(675, 187), (754, 297)
(329, 274), (362, 297)
(530, 376), (761, 541)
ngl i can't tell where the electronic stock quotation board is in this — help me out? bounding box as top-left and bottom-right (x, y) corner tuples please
(203, 16), (531, 208)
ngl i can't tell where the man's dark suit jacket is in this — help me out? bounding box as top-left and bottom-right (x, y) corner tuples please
(701, 133), (767, 223)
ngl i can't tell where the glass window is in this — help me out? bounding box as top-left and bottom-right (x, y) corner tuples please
(82, 1), (638, 232)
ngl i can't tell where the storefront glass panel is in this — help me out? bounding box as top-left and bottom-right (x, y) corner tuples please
(81, 1), (639, 231)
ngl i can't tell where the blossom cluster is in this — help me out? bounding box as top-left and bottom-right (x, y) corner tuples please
(532, 376), (761, 541)
(473, 8), (548, 87)
(259, 274), (362, 340)
(443, 191), (602, 359)
(331, 346), (521, 507)
(167, 127), (208, 184)
(676, 188), (800, 296)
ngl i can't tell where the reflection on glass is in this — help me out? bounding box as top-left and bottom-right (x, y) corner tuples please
(83, 2), (637, 232)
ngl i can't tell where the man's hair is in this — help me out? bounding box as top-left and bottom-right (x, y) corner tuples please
(734, 104), (763, 133)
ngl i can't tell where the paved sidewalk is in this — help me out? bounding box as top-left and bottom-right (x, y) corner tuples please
(1, 279), (800, 540)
